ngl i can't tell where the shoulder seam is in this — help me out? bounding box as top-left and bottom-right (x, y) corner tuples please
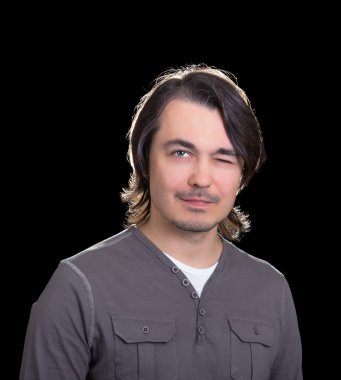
(61, 260), (95, 349)
(69, 229), (132, 260)
(281, 276), (286, 335)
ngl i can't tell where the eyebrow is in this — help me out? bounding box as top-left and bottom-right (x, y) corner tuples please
(163, 138), (238, 157)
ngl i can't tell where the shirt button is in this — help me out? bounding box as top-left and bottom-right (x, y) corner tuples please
(198, 326), (205, 334)
(171, 266), (179, 273)
(191, 291), (199, 299)
(199, 307), (206, 316)
(142, 325), (150, 334)
(253, 325), (260, 335)
(182, 278), (190, 286)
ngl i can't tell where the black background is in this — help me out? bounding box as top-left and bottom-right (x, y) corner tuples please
(11, 11), (326, 378)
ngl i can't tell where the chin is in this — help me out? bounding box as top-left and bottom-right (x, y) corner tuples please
(171, 219), (218, 233)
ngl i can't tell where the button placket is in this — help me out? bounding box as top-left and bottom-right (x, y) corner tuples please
(165, 256), (210, 345)
(171, 266), (179, 274)
(191, 291), (199, 299)
(196, 320), (206, 345)
(168, 261), (200, 308)
(196, 300), (207, 345)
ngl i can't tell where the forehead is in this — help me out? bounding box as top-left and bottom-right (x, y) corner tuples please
(155, 99), (233, 148)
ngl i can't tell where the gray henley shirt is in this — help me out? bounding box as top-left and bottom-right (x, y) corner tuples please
(20, 225), (303, 379)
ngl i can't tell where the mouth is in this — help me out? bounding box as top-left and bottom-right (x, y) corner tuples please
(180, 198), (213, 208)
(175, 191), (220, 209)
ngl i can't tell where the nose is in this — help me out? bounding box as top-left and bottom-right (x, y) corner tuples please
(188, 158), (212, 188)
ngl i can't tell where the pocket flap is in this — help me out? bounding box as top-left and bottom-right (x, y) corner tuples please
(112, 316), (176, 343)
(228, 317), (274, 346)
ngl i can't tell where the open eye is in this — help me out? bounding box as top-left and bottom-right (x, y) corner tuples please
(173, 150), (190, 158)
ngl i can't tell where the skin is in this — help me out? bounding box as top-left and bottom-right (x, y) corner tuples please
(139, 99), (243, 268)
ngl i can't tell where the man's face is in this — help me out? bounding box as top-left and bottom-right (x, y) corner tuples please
(148, 99), (243, 234)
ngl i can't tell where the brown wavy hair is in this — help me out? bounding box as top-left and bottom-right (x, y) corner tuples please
(121, 64), (266, 241)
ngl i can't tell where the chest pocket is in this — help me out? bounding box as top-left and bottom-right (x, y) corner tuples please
(111, 316), (177, 380)
(228, 317), (274, 380)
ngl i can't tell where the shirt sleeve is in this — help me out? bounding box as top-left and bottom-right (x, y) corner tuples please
(20, 261), (94, 380)
(270, 277), (303, 379)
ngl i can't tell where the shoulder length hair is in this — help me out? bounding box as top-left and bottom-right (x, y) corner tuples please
(121, 64), (265, 241)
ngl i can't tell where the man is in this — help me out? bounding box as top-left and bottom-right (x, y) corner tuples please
(20, 65), (303, 379)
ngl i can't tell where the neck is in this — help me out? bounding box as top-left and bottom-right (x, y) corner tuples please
(139, 219), (222, 269)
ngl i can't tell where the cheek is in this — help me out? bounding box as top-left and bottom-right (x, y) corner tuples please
(217, 173), (241, 198)
(151, 160), (188, 191)
(149, 169), (175, 202)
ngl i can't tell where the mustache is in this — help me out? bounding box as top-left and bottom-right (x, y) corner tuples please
(175, 191), (220, 203)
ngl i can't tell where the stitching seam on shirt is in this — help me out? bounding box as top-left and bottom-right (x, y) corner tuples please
(281, 276), (286, 335)
(63, 260), (95, 349)
(70, 230), (132, 259)
(86, 229), (132, 250)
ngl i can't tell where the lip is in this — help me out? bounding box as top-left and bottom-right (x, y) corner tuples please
(181, 198), (212, 207)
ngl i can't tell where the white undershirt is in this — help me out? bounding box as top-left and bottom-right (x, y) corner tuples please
(163, 252), (218, 297)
